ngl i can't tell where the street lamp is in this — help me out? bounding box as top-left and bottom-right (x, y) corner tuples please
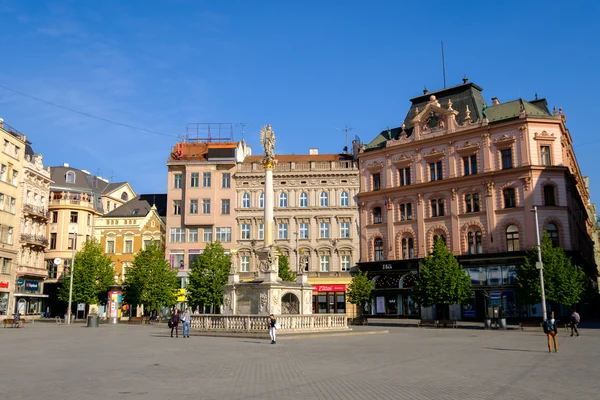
(294, 231), (300, 274)
(67, 231), (84, 325)
(532, 206), (548, 321)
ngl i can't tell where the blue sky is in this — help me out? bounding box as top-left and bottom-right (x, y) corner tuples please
(1, 0), (599, 200)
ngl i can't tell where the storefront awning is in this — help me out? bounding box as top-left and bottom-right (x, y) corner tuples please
(13, 293), (49, 298)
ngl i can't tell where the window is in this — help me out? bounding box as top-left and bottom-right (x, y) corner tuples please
(143, 240), (152, 250)
(170, 228), (185, 243)
(188, 228), (198, 243)
(340, 222), (350, 238)
(299, 223), (309, 239)
(506, 225), (519, 251)
(242, 193), (250, 208)
(540, 146), (551, 166)
(203, 228), (213, 243)
(50, 233), (57, 250)
(65, 171), (75, 183)
(240, 256), (250, 272)
(259, 192), (264, 208)
(503, 188), (516, 208)
(320, 255), (330, 272)
(373, 207), (382, 224)
(278, 223), (288, 239)
(202, 172), (211, 187)
(299, 192), (308, 207)
(190, 172), (199, 187)
(402, 237), (414, 259)
(5, 227), (11, 245)
(107, 239), (116, 253)
(221, 199), (230, 215)
(9, 197), (15, 213)
(216, 227), (232, 242)
(0, 164), (5, 181)
(174, 173), (182, 188)
(67, 236), (74, 250)
(433, 234), (446, 246)
(1, 258), (9, 275)
(202, 199), (211, 214)
(544, 185), (556, 206)
(463, 154), (478, 175)
(341, 255), (351, 271)
(107, 200), (111, 210)
(399, 167), (411, 186)
(431, 198), (445, 217)
(173, 200), (181, 215)
(124, 239), (133, 254)
(279, 193), (288, 207)
(372, 173), (381, 191)
(399, 203), (413, 221)
(320, 192), (329, 207)
(258, 223), (264, 240)
(319, 222), (330, 239)
(121, 192), (128, 201)
(222, 173), (231, 188)
(340, 191), (349, 206)
(465, 194), (481, 213)
(429, 161), (443, 181)
(189, 199), (198, 214)
(374, 238), (384, 261)
(546, 223), (559, 247)
(468, 231), (483, 255)
(501, 149), (513, 169)
(0, 194), (4, 211)
(70, 211), (78, 223)
(87, 214), (91, 226)
(241, 224), (251, 239)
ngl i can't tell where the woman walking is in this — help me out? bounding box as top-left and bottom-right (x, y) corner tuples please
(543, 312), (558, 353)
(170, 309), (180, 338)
(269, 314), (277, 344)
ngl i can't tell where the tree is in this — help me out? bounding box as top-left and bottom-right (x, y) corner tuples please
(412, 238), (472, 316)
(347, 269), (373, 315)
(122, 241), (178, 315)
(277, 248), (296, 282)
(516, 232), (586, 307)
(59, 239), (115, 307)
(186, 242), (230, 312)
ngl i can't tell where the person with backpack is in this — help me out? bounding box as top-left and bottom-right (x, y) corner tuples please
(269, 314), (277, 344)
(169, 309), (180, 338)
(181, 308), (190, 338)
(543, 312), (558, 353)
(569, 307), (580, 337)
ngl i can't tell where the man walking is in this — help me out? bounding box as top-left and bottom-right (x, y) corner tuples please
(181, 308), (191, 338)
(543, 312), (558, 353)
(570, 307), (580, 337)
(269, 314), (277, 344)
(170, 309), (180, 338)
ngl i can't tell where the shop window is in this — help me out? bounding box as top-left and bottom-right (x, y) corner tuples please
(374, 238), (384, 261)
(506, 225), (519, 251)
(544, 185), (556, 206)
(313, 292), (346, 314)
(546, 223), (559, 247)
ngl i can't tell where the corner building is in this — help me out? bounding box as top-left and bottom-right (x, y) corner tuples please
(357, 80), (595, 320)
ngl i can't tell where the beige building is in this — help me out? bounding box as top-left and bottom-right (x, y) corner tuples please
(234, 150), (360, 315)
(0, 119), (27, 317)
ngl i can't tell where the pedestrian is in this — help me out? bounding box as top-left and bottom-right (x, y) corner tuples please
(181, 308), (191, 338)
(170, 309), (180, 338)
(269, 314), (277, 344)
(543, 312), (558, 353)
(569, 307), (581, 337)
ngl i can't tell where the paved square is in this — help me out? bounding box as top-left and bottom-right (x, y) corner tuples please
(1, 322), (598, 399)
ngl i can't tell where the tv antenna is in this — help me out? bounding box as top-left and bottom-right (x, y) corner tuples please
(441, 40), (447, 88)
(236, 122), (246, 141)
(336, 125), (353, 151)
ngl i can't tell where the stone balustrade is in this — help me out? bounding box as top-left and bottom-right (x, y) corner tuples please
(190, 314), (348, 333)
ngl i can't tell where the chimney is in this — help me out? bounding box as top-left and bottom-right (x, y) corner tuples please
(309, 148), (319, 155)
(63, 162), (70, 167)
(492, 97), (500, 105)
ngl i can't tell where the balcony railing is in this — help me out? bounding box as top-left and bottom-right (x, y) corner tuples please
(23, 203), (49, 219)
(16, 265), (48, 278)
(20, 233), (49, 247)
(237, 160), (357, 173)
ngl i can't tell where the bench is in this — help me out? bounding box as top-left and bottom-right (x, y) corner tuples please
(418, 319), (438, 328)
(128, 316), (147, 325)
(519, 321), (542, 331)
(349, 316), (368, 326)
(437, 319), (457, 328)
(3, 318), (24, 328)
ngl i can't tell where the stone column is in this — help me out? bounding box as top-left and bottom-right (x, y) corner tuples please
(265, 167), (274, 245)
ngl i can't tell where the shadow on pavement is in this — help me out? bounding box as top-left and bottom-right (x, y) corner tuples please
(483, 347), (546, 353)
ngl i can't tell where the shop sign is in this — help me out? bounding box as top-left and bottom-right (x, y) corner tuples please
(312, 284), (346, 292)
(490, 291), (502, 299)
(177, 289), (186, 302)
(17, 277), (25, 286)
(24, 280), (39, 291)
(0, 281), (8, 289)
(464, 309), (477, 317)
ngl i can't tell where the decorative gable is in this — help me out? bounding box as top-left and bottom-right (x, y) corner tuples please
(411, 96), (460, 139)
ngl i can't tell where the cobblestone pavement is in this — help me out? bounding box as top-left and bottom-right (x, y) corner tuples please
(1, 323), (598, 400)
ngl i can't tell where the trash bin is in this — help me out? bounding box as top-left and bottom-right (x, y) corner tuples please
(87, 315), (99, 328)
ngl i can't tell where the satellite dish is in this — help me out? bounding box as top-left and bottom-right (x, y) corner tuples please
(53, 258), (62, 265)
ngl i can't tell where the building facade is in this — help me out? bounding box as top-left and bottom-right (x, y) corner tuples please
(234, 151), (360, 315)
(357, 80), (595, 320)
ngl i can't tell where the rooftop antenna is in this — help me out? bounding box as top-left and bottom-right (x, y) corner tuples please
(108, 171), (115, 182)
(236, 122), (246, 141)
(441, 40), (447, 88)
(336, 125), (353, 152)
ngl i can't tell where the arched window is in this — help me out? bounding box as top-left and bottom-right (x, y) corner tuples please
(242, 193), (250, 208)
(433, 233), (446, 246)
(467, 231), (483, 255)
(373, 207), (382, 224)
(299, 192), (308, 207)
(374, 238), (384, 261)
(506, 225), (519, 251)
(402, 237), (414, 259)
(320, 191), (329, 207)
(121, 192), (129, 201)
(340, 191), (349, 207)
(546, 223), (559, 247)
(279, 192), (288, 207)
(65, 171), (75, 183)
(259, 192), (264, 208)
(543, 185), (556, 206)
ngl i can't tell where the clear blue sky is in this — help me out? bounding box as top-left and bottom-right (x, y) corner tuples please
(1, 0), (599, 201)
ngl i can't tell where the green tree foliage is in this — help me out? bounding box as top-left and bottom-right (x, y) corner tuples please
(59, 239), (115, 306)
(186, 242), (230, 310)
(412, 238), (472, 308)
(347, 270), (373, 310)
(516, 232), (586, 306)
(122, 241), (178, 314)
(277, 248), (296, 282)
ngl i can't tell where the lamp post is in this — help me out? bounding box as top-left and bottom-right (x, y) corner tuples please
(532, 206), (548, 321)
(294, 231), (300, 274)
(67, 231), (84, 325)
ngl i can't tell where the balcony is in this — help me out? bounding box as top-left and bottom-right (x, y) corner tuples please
(20, 233), (49, 248)
(23, 203), (49, 219)
(237, 160), (358, 173)
(16, 265), (48, 279)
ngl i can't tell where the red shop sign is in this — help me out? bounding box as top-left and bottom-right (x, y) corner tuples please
(0, 281), (9, 289)
(312, 284), (346, 292)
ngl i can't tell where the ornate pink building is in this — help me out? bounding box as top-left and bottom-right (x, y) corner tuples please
(356, 80), (595, 320)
